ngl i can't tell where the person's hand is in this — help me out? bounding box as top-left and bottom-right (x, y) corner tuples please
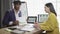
(34, 22), (39, 28)
(34, 22), (40, 30)
(13, 20), (19, 25)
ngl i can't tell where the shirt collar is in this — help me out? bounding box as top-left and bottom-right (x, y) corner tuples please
(14, 9), (21, 14)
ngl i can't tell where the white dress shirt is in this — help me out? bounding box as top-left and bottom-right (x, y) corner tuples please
(9, 9), (27, 25)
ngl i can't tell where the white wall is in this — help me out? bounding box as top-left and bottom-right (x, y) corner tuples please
(57, 0), (60, 32)
(20, 0), (57, 16)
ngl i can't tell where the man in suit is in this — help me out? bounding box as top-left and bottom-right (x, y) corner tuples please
(2, 1), (22, 27)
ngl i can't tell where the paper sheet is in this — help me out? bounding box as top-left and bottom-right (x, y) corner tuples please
(20, 24), (35, 31)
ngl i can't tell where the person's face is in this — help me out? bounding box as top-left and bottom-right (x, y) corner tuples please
(44, 6), (50, 13)
(14, 3), (20, 10)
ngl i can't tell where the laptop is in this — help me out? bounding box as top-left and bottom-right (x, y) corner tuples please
(27, 16), (37, 24)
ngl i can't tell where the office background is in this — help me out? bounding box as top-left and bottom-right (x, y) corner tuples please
(1, 0), (60, 31)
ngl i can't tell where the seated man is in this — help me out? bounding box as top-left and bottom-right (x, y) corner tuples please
(2, 1), (22, 27)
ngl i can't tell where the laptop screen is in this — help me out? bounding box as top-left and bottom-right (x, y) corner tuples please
(27, 16), (37, 23)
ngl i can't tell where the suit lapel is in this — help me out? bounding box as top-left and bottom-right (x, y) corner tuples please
(11, 9), (16, 21)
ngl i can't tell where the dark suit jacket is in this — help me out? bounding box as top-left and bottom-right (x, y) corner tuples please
(2, 9), (21, 27)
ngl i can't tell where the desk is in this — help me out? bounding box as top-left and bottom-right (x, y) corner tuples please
(0, 25), (42, 34)
(0, 29), (10, 34)
(0, 28), (42, 34)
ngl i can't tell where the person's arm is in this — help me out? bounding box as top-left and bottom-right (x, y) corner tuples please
(9, 20), (19, 26)
(39, 13), (58, 31)
(2, 11), (10, 27)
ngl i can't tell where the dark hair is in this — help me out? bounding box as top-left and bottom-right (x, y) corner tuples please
(45, 3), (57, 16)
(13, 1), (21, 5)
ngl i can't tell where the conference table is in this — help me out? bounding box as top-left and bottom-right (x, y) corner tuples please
(0, 24), (43, 34)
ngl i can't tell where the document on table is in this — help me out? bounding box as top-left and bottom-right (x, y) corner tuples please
(11, 30), (25, 34)
(20, 24), (35, 32)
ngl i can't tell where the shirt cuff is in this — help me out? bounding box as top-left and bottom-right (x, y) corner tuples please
(9, 21), (13, 25)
